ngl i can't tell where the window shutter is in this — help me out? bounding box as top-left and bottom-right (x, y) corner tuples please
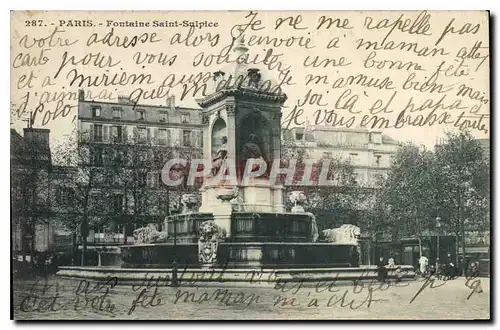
(103, 125), (109, 142)
(153, 171), (159, 187)
(147, 172), (153, 187)
(89, 123), (94, 142)
(147, 128), (151, 143)
(196, 131), (202, 147)
(166, 129), (171, 146)
(122, 126), (128, 142)
(154, 128), (159, 144)
(124, 194), (129, 213)
(133, 127), (138, 142)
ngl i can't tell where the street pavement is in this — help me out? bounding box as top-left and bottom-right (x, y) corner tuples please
(12, 275), (490, 320)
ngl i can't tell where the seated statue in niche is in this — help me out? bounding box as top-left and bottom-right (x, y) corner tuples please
(210, 136), (228, 177)
(242, 134), (267, 177)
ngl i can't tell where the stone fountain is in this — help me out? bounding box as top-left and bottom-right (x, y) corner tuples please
(119, 36), (361, 270)
(57, 35), (416, 283)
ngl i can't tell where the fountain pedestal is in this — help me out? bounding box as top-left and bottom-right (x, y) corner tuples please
(212, 201), (232, 238)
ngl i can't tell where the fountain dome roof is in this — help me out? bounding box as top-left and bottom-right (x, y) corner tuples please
(197, 34), (287, 108)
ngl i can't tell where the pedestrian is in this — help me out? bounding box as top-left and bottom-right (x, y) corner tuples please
(395, 266), (404, 282)
(465, 257), (471, 276)
(470, 262), (480, 278)
(460, 257), (469, 277)
(445, 252), (455, 278)
(388, 257), (395, 268)
(419, 255), (429, 276)
(377, 256), (387, 283)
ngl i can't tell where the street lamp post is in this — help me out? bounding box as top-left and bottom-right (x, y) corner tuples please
(171, 216), (179, 287)
(436, 217), (441, 272)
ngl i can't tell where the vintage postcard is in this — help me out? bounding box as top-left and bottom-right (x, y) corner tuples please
(10, 10), (490, 320)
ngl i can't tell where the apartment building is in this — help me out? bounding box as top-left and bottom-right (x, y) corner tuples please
(77, 91), (203, 242)
(284, 124), (400, 187)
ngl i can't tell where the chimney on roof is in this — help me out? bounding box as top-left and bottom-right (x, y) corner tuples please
(166, 95), (175, 111)
(78, 89), (85, 101)
(118, 95), (131, 104)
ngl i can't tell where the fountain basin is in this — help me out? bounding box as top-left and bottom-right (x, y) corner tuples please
(165, 212), (315, 244)
(121, 242), (360, 269)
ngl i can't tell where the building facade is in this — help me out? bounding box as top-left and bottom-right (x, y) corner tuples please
(77, 91), (203, 245)
(11, 128), (76, 263)
(283, 124), (400, 187)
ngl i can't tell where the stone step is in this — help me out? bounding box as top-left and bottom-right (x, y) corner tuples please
(57, 265), (415, 287)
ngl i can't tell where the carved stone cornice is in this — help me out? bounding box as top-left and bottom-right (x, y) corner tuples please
(196, 88), (288, 108)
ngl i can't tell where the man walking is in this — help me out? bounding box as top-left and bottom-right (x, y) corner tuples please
(377, 256), (387, 283)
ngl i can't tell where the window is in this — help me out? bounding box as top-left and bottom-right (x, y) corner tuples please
(183, 130), (191, 147)
(113, 195), (124, 214)
(94, 124), (103, 142)
(181, 113), (190, 123)
(121, 149), (129, 165)
(138, 172), (147, 187)
(91, 148), (103, 166)
(112, 107), (122, 119)
(349, 153), (358, 165)
(136, 196), (145, 213)
(158, 195), (167, 215)
(92, 106), (101, 117)
(158, 129), (168, 145)
(113, 149), (122, 163)
(375, 155), (382, 167)
(93, 223), (103, 233)
(137, 127), (147, 143)
(111, 126), (122, 143)
(136, 109), (145, 121)
(158, 171), (164, 187)
(295, 133), (304, 140)
(159, 112), (168, 123)
(193, 130), (202, 148)
(147, 171), (160, 187)
(56, 187), (74, 206)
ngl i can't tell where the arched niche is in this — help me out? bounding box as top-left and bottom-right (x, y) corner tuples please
(211, 117), (227, 157)
(238, 113), (271, 164)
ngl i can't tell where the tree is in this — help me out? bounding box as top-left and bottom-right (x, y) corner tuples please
(11, 128), (52, 265)
(378, 131), (490, 263)
(433, 131), (490, 262)
(380, 143), (437, 256)
(103, 135), (202, 242)
(281, 130), (361, 231)
(54, 126), (204, 266)
(53, 130), (110, 266)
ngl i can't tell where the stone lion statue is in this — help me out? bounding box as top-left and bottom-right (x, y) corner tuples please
(322, 224), (361, 245)
(198, 220), (226, 265)
(133, 224), (168, 244)
(198, 220), (226, 242)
